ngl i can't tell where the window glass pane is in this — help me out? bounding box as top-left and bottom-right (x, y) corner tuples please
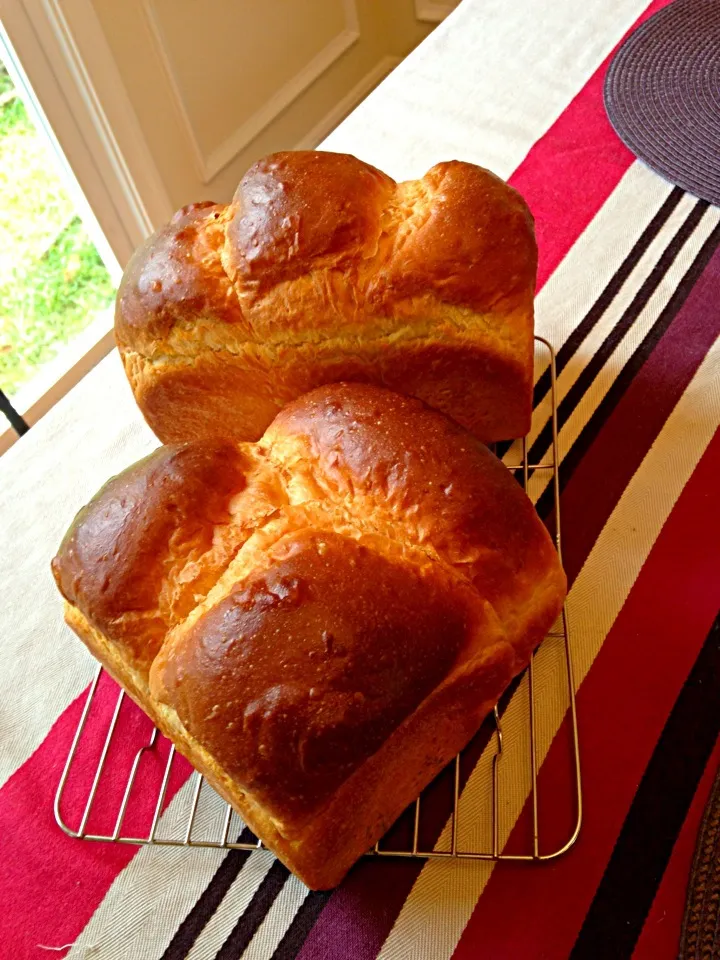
(0, 56), (116, 411)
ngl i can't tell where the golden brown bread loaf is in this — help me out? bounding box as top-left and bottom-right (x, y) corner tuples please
(52, 383), (565, 888)
(116, 151), (537, 445)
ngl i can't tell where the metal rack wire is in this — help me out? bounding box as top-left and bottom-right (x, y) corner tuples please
(54, 336), (581, 863)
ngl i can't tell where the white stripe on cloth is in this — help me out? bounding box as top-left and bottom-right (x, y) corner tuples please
(66, 776), (306, 960)
(375, 326), (720, 960)
(503, 173), (696, 468)
(65, 778), (232, 960)
(239, 877), (311, 960)
(502, 163), (682, 467)
(525, 202), (720, 504)
(184, 853), (277, 960)
(0, 352), (157, 791)
(320, 0), (651, 183)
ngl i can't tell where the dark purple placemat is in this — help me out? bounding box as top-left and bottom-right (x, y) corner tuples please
(604, 0), (720, 207)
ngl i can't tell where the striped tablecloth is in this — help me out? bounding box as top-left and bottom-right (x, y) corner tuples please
(2, 0), (719, 956)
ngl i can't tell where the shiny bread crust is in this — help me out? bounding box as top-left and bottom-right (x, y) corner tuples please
(115, 152), (537, 444)
(52, 383), (565, 888)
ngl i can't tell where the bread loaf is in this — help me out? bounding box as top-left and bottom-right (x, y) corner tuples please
(116, 151), (537, 445)
(52, 383), (565, 888)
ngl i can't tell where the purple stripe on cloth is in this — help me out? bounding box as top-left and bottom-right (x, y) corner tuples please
(293, 860), (424, 960)
(292, 721), (495, 960)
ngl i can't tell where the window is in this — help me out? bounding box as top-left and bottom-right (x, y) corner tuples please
(0, 54), (118, 438)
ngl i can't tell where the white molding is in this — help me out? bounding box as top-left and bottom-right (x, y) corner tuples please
(139, 0), (207, 184)
(2, 0), (173, 259)
(51, 0), (175, 233)
(415, 0), (460, 23)
(204, 24), (359, 180)
(143, 0), (362, 184)
(296, 56), (401, 150)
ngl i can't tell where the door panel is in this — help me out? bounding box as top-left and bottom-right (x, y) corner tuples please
(144, 0), (357, 180)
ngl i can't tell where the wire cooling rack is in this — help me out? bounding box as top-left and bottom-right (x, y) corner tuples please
(54, 336), (581, 864)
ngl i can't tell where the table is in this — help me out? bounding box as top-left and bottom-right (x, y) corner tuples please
(2, 0), (719, 957)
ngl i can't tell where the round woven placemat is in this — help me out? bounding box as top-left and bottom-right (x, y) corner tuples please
(604, 0), (720, 206)
(680, 764), (720, 959)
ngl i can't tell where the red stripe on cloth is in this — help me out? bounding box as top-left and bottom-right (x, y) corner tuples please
(512, 0), (671, 289)
(0, 673), (191, 958)
(451, 428), (720, 959)
(632, 737), (720, 960)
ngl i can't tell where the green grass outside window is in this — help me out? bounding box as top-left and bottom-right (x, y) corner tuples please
(0, 64), (116, 398)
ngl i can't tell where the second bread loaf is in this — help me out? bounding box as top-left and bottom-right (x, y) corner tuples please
(116, 151), (537, 445)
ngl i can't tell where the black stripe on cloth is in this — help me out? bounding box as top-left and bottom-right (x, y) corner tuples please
(159, 829), (256, 960)
(527, 197), (708, 471)
(495, 186), (684, 460)
(215, 859), (290, 960)
(533, 188), (684, 414)
(270, 891), (332, 960)
(570, 611), (720, 959)
(535, 214), (720, 520)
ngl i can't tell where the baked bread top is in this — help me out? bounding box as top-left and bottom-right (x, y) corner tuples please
(116, 152), (536, 355)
